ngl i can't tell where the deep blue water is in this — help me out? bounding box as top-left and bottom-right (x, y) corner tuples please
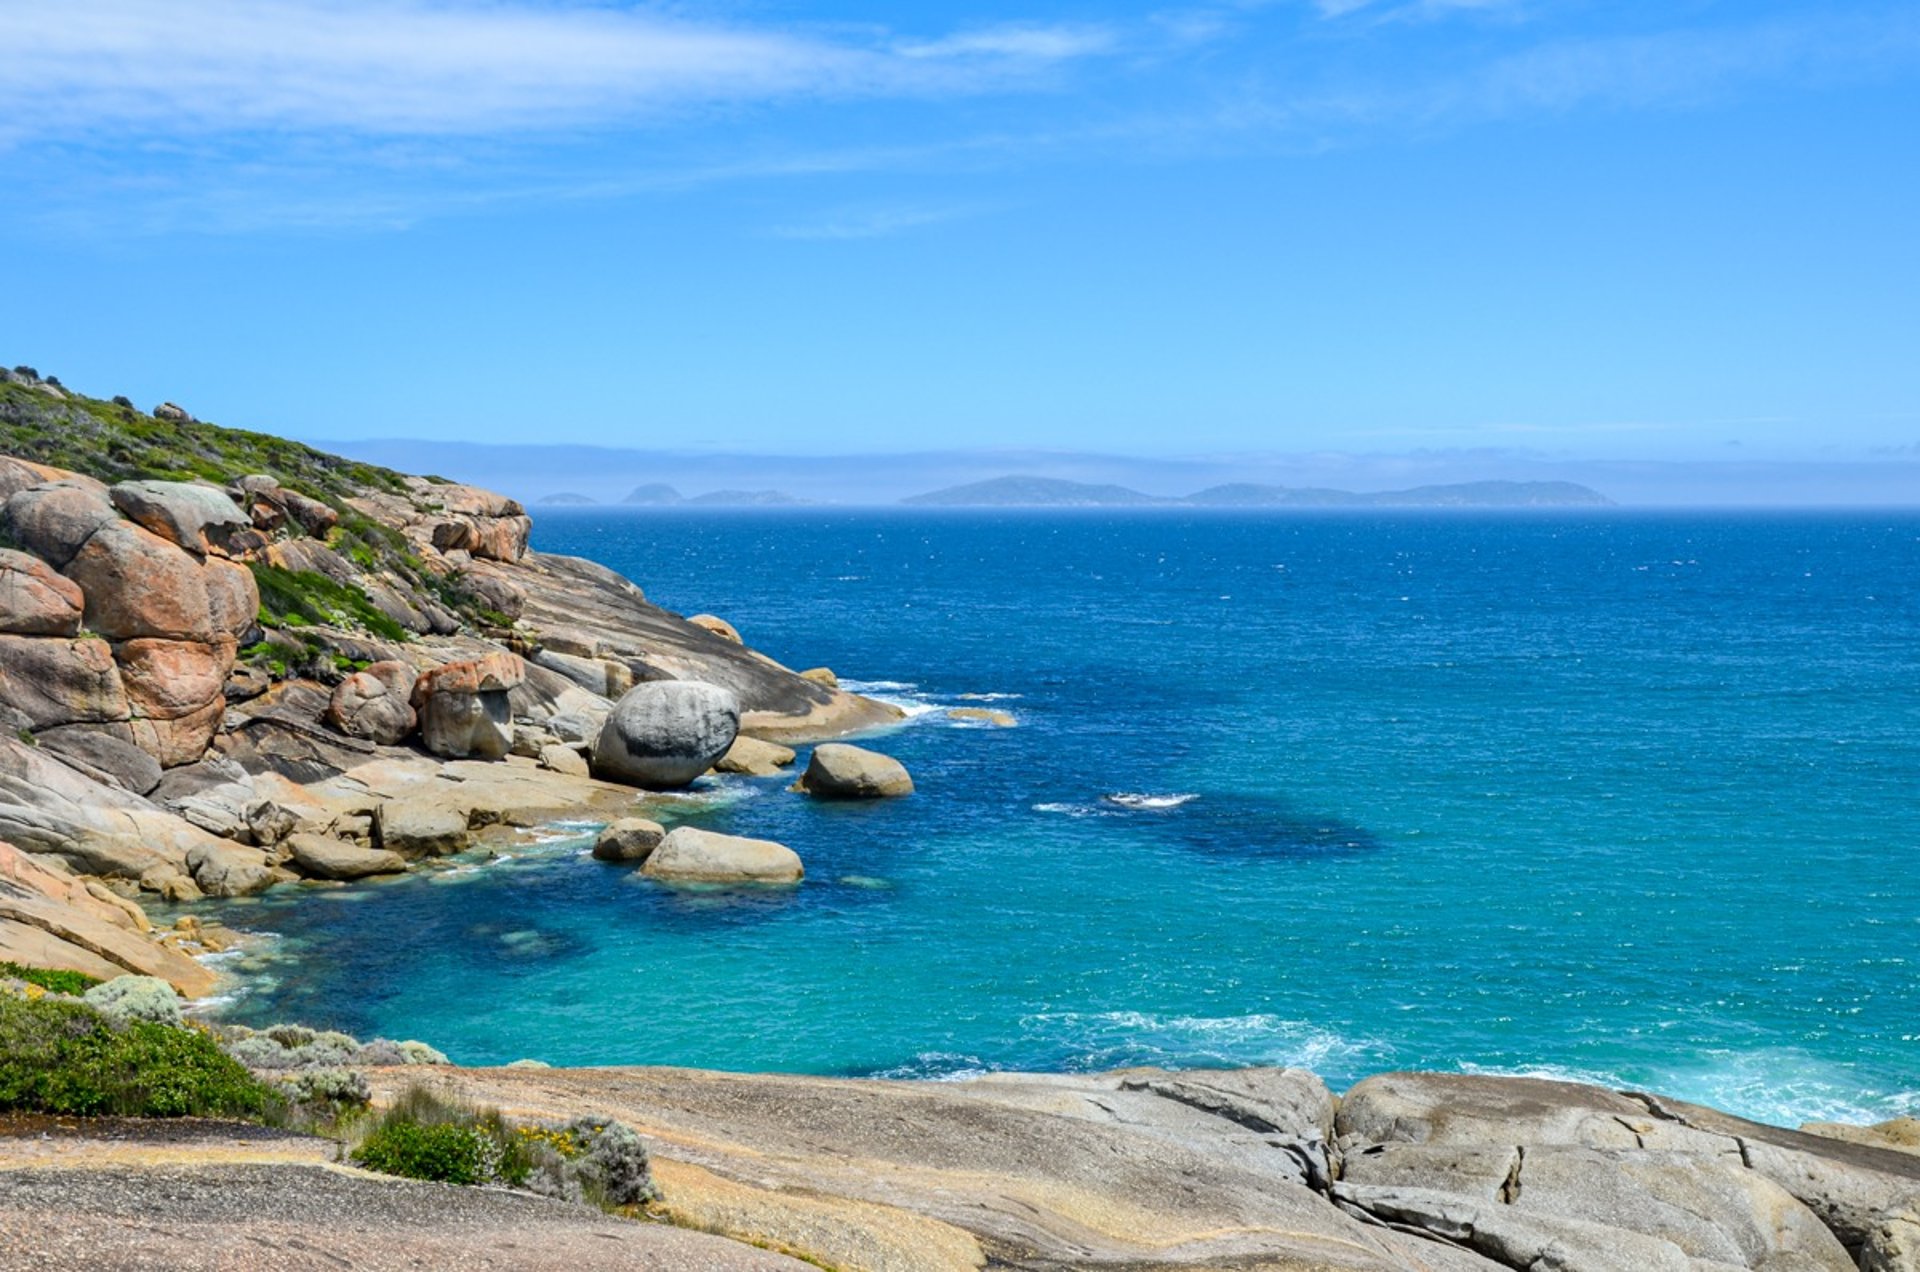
(210, 510), (1920, 1126)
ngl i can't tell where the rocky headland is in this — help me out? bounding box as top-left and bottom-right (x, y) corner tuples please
(1, 365), (1915, 1271)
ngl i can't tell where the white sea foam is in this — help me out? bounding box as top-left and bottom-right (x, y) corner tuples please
(1022, 1010), (1377, 1074)
(837, 679), (1017, 724)
(1101, 792), (1199, 810)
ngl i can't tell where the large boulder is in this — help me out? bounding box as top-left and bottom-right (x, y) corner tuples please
(0, 840), (216, 996)
(687, 614), (742, 644)
(2, 479), (118, 569)
(640, 826), (802, 884)
(0, 636), (129, 729)
(108, 480), (250, 557)
(116, 636), (234, 768)
(592, 681), (739, 790)
(591, 818), (665, 863)
(794, 743), (914, 799)
(287, 832), (407, 881)
(328, 662), (418, 745)
(63, 521), (215, 642)
(411, 654), (522, 760)
(0, 549), (85, 635)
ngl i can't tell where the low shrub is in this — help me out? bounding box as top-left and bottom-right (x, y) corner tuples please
(82, 975), (184, 1026)
(249, 562), (409, 643)
(350, 1085), (528, 1186)
(0, 962), (101, 996)
(0, 996), (281, 1119)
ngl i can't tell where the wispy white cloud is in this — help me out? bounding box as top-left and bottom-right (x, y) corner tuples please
(765, 202), (995, 241)
(0, 1), (1114, 143)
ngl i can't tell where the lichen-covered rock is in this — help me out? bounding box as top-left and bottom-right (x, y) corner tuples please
(794, 743), (914, 799)
(591, 818), (665, 863)
(327, 662), (418, 745)
(286, 832), (407, 881)
(203, 558), (260, 638)
(0, 549), (85, 636)
(127, 697), (227, 769)
(116, 636), (234, 721)
(411, 654), (522, 760)
(0, 635), (129, 729)
(640, 826), (802, 884)
(592, 680), (739, 790)
(2, 479), (119, 570)
(63, 521), (215, 642)
(108, 480), (251, 557)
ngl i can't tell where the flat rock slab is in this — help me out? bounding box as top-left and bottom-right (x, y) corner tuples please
(0, 1163), (809, 1271)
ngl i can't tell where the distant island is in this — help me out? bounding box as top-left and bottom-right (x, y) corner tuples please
(904, 475), (1613, 508)
(536, 491), (597, 505)
(604, 484), (806, 507)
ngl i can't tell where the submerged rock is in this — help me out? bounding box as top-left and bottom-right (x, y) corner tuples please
(794, 743), (913, 800)
(640, 826), (802, 884)
(947, 707), (1015, 727)
(592, 680), (739, 790)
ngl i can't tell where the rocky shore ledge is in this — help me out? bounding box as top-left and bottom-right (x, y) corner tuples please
(0, 369), (903, 990)
(4, 1061), (1919, 1270)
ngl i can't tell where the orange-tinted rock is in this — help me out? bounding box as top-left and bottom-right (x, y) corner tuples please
(127, 697), (226, 769)
(0, 636), (130, 729)
(328, 661), (418, 745)
(0, 548), (85, 636)
(687, 614), (743, 644)
(63, 521), (214, 641)
(203, 558), (260, 638)
(0, 457), (83, 502)
(4, 480), (120, 569)
(411, 653), (522, 759)
(412, 652), (524, 700)
(116, 637), (234, 720)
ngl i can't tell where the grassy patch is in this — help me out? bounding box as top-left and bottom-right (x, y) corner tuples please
(0, 962), (101, 995)
(0, 995), (282, 1119)
(350, 1085), (530, 1187)
(250, 563), (408, 643)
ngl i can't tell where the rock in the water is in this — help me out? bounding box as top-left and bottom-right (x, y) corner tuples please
(3, 479), (119, 570)
(592, 818), (665, 863)
(33, 724), (162, 795)
(108, 480), (250, 557)
(592, 680), (739, 790)
(713, 734), (796, 776)
(0, 635), (129, 729)
(373, 802), (470, 859)
(687, 614), (743, 644)
(0, 548), (85, 636)
(947, 707), (1015, 727)
(185, 841), (276, 897)
(794, 743), (913, 799)
(287, 832), (407, 881)
(411, 654), (522, 760)
(328, 662), (418, 745)
(640, 826), (802, 884)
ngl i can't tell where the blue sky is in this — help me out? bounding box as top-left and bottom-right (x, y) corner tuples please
(2, 0), (1916, 462)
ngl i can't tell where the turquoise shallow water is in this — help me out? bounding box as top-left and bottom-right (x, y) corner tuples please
(209, 510), (1920, 1126)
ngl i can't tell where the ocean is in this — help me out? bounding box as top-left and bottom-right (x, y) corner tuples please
(207, 509), (1920, 1127)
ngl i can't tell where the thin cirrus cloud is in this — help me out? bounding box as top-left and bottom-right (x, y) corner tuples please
(0, 0), (1114, 142)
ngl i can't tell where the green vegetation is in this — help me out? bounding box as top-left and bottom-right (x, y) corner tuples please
(0, 995), (282, 1119)
(351, 1085), (530, 1186)
(250, 562), (408, 643)
(0, 961), (101, 995)
(0, 379), (406, 501)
